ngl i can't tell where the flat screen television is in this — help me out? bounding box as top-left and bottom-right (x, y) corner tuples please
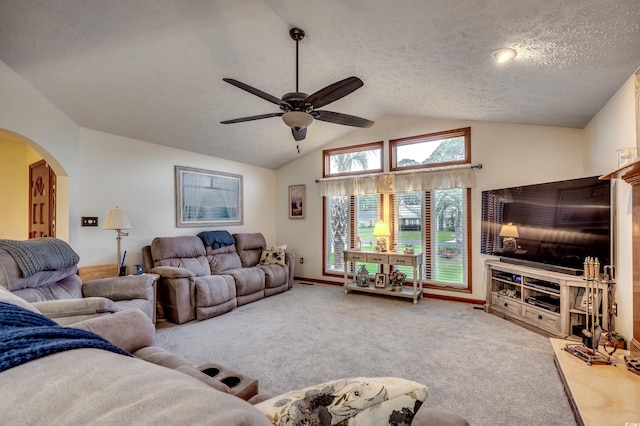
(481, 176), (611, 275)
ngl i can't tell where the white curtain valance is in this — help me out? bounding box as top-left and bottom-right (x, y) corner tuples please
(320, 164), (476, 196)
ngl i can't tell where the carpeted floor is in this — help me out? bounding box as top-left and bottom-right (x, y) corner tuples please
(155, 282), (576, 425)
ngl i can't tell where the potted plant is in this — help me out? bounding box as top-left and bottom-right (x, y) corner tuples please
(389, 269), (406, 291)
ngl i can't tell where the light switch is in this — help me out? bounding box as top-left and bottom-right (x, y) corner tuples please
(82, 217), (98, 226)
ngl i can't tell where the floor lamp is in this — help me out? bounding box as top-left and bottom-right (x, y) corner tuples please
(102, 207), (132, 275)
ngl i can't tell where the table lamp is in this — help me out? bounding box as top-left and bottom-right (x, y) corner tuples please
(103, 207), (132, 272)
(373, 220), (390, 252)
(499, 222), (519, 252)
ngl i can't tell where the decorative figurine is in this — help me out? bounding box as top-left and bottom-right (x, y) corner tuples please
(375, 237), (388, 253)
(356, 264), (369, 287)
(354, 235), (362, 251)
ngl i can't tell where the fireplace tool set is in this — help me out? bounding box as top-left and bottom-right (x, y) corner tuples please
(563, 257), (615, 366)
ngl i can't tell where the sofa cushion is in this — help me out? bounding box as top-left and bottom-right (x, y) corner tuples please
(151, 236), (211, 277)
(0, 349), (273, 425)
(0, 247), (79, 292)
(255, 377), (428, 426)
(234, 233), (266, 267)
(259, 264), (288, 289)
(194, 275), (236, 307)
(10, 274), (83, 303)
(227, 268), (265, 297)
(0, 285), (39, 312)
(207, 245), (243, 274)
(259, 245), (287, 266)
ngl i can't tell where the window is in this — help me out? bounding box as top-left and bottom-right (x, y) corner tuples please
(323, 142), (383, 178)
(392, 188), (471, 289)
(323, 194), (382, 276)
(322, 127), (473, 292)
(390, 127), (470, 171)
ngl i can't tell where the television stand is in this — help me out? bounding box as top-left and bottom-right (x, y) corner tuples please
(485, 260), (614, 338)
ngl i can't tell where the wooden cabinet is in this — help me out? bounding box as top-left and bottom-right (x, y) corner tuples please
(343, 250), (423, 304)
(485, 260), (614, 338)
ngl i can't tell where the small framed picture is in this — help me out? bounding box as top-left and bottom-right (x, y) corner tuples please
(374, 273), (387, 288)
(288, 184), (305, 219)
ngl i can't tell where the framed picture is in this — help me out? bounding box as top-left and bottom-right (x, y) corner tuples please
(289, 184), (306, 219)
(375, 273), (387, 288)
(175, 166), (243, 227)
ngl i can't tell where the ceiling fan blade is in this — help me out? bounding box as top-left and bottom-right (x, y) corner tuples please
(292, 127), (307, 141)
(223, 78), (288, 107)
(220, 112), (283, 124)
(313, 110), (374, 128)
(304, 77), (364, 109)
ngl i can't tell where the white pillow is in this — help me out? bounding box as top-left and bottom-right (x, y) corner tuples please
(255, 377), (428, 425)
(259, 245), (287, 266)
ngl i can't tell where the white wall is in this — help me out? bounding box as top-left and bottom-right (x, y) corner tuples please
(0, 59), (79, 244)
(276, 115), (585, 302)
(583, 73), (637, 341)
(78, 128), (277, 269)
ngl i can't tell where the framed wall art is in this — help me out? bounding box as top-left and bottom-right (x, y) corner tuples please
(289, 184), (305, 219)
(175, 166), (243, 227)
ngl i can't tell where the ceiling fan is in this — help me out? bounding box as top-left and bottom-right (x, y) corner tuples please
(220, 27), (374, 149)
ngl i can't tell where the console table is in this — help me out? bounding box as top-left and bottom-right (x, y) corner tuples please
(343, 250), (423, 304)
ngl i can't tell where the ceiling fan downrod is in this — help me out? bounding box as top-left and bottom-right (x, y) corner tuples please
(289, 27), (305, 94)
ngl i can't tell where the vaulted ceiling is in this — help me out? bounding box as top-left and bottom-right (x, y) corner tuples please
(1, 1), (639, 169)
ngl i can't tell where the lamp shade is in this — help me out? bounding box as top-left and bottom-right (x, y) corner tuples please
(282, 111), (314, 129)
(102, 208), (132, 230)
(499, 222), (519, 238)
(373, 220), (390, 237)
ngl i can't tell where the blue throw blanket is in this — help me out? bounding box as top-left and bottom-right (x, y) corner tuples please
(197, 230), (235, 249)
(0, 302), (131, 373)
(0, 238), (80, 278)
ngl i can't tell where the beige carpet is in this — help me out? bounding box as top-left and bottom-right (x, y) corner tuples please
(155, 282), (576, 425)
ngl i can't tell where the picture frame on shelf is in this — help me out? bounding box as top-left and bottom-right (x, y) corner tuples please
(175, 166), (243, 228)
(374, 273), (386, 288)
(289, 184), (305, 219)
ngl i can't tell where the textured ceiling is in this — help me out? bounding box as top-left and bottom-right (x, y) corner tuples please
(1, 0), (639, 169)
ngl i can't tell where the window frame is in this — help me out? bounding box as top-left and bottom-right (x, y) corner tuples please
(323, 141), (384, 178)
(389, 127), (471, 172)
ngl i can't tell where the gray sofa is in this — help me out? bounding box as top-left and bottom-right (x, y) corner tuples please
(143, 232), (294, 324)
(0, 286), (469, 425)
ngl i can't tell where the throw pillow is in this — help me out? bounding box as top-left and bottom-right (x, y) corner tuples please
(254, 377), (428, 426)
(259, 245), (287, 266)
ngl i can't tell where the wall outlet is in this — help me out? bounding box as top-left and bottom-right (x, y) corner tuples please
(300, 257), (304, 264)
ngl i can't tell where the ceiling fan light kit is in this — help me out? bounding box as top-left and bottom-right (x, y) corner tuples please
(221, 27), (374, 149)
(282, 111), (314, 129)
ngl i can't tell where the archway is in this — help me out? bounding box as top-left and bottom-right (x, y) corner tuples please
(0, 128), (69, 241)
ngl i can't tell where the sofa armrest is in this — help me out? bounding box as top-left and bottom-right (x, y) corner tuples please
(285, 250), (296, 288)
(82, 274), (154, 301)
(32, 297), (118, 325)
(150, 266), (195, 279)
(69, 308), (155, 353)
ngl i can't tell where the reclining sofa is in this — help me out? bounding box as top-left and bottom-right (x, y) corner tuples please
(143, 232), (294, 324)
(0, 238), (155, 324)
(0, 286), (469, 425)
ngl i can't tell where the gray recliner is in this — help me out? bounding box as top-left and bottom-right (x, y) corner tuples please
(0, 238), (155, 325)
